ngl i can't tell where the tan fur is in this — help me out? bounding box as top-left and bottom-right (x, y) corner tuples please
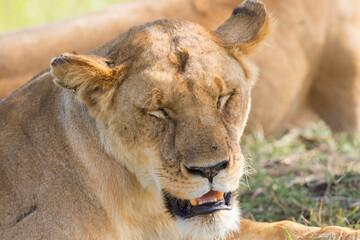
(0, 1), (359, 240)
(1, 0), (360, 134)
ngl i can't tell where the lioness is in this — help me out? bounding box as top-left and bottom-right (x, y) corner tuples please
(0, 1), (359, 239)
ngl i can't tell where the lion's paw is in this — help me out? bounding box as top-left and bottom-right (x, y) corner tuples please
(302, 226), (360, 240)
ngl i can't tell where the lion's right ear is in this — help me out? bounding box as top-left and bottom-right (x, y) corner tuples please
(214, 0), (271, 55)
(50, 53), (126, 110)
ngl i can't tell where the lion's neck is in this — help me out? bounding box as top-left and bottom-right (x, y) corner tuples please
(59, 91), (176, 239)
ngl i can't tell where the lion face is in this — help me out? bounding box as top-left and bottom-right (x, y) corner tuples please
(108, 42), (245, 240)
(109, 34), (250, 237)
(51, 1), (269, 239)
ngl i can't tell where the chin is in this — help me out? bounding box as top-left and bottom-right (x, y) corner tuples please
(176, 204), (240, 240)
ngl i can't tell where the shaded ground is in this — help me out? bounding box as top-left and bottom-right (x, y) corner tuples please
(240, 121), (360, 229)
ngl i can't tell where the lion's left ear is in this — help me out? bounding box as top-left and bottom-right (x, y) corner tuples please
(50, 53), (126, 112)
(214, 0), (271, 55)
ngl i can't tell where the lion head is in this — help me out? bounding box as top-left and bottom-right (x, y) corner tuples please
(50, 1), (270, 239)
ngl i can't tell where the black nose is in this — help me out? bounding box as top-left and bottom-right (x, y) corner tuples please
(186, 160), (229, 183)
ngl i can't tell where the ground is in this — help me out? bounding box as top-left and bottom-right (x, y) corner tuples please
(240, 121), (360, 229)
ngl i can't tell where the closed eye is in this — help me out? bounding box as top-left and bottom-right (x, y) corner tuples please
(217, 95), (231, 109)
(148, 109), (170, 119)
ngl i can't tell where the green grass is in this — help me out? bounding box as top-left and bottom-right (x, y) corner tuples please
(240, 121), (360, 229)
(0, 0), (127, 33)
(282, 227), (293, 240)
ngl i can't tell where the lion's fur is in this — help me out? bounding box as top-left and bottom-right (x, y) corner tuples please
(1, 0), (360, 135)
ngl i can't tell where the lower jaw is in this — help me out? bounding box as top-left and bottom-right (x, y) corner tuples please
(174, 202), (241, 240)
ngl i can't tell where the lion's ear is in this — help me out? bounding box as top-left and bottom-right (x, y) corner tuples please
(214, 0), (271, 55)
(50, 53), (126, 110)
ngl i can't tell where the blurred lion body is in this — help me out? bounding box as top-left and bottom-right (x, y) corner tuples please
(1, 0), (360, 134)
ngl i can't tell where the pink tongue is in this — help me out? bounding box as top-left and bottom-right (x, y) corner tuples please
(195, 190), (218, 202)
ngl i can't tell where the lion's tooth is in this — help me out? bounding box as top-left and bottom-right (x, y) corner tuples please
(216, 191), (224, 201)
(190, 199), (198, 206)
(195, 197), (221, 206)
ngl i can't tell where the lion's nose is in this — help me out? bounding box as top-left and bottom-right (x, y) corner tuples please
(186, 160), (229, 183)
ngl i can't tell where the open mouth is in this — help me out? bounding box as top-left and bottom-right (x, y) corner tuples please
(164, 190), (232, 218)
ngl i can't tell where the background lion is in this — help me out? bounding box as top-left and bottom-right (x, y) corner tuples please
(0, 1), (359, 239)
(1, 0), (360, 135)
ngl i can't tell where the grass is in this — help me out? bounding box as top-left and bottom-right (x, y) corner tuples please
(0, 0), (127, 33)
(282, 227), (293, 240)
(240, 121), (360, 229)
